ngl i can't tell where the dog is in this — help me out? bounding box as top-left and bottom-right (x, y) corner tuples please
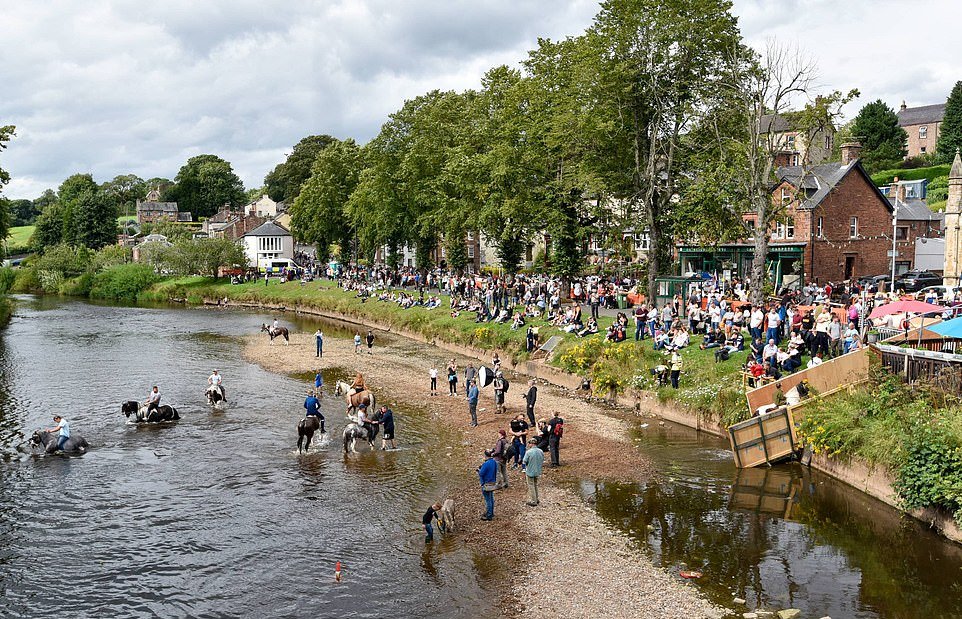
(438, 498), (456, 534)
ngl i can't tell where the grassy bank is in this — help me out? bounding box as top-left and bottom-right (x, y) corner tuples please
(798, 363), (962, 526)
(140, 276), (749, 423)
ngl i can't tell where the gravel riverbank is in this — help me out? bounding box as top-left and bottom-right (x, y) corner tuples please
(244, 324), (723, 618)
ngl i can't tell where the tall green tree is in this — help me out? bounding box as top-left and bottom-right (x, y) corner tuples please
(290, 139), (362, 263)
(851, 100), (906, 171)
(8, 199), (37, 226)
(264, 135), (336, 202)
(102, 174), (147, 219)
(167, 155), (245, 219)
(938, 81), (962, 162)
(72, 190), (118, 250)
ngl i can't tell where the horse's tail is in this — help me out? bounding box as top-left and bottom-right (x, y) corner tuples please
(171, 407), (180, 420)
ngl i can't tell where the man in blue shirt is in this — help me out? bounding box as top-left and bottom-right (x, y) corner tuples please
(478, 451), (498, 521)
(466, 380), (479, 427)
(314, 329), (324, 358)
(45, 415), (70, 452)
(304, 390), (324, 433)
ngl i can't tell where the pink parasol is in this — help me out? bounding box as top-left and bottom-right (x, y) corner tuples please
(869, 300), (948, 319)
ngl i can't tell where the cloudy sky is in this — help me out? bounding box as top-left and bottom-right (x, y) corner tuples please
(1, 0), (959, 199)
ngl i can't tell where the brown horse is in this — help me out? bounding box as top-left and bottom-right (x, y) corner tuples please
(261, 324), (290, 345)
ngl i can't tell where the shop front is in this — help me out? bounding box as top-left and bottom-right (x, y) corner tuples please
(677, 243), (805, 290)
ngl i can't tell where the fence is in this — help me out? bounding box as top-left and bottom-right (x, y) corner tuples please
(875, 343), (962, 384)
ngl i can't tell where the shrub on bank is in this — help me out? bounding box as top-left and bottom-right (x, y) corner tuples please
(89, 264), (161, 301)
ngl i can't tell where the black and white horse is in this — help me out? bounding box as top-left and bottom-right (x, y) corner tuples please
(342, 417), (376, 453)
(122, 401), (180, 423)
(205, 384), (226, 408)
(261, 324), (290, 345)
(26, 430), (89, 454)
(297, 415), (325, 453)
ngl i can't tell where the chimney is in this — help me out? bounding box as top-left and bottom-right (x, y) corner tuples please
(840, 142), (862, 166)
(900, 100), (907, 112)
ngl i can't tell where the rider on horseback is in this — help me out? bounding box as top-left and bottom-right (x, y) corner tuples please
(348, 372), (366, 396)
(357, 404), (375, 440)
(45, 415), (70, 452)
(208, 370), (226, 402)
(145, 386), (161, 415)
(304, 389), (325, 433)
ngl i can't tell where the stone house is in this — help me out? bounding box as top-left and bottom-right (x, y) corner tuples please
(897, 101), (945, 158)
(135, 187), (192, 224)
(759, 113), (835, 168)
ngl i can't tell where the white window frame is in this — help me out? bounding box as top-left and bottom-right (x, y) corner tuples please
(919, 125), (928, 140)
(817, 217), (823, 238)
(786, 217), (795, 239)
(849, 216), (858, 239)
(780, 188), (792, 204)
(467, 245), (475, 259)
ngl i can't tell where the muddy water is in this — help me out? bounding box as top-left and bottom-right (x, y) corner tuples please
(0, 297), (491, 618)
(583, 420), (962, 619)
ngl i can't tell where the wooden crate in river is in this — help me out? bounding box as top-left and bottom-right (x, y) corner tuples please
(728, 407), (798, 468)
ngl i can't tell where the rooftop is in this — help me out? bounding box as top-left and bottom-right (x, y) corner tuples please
(897, 103), (945, 127)
(241, 221), (291, 237)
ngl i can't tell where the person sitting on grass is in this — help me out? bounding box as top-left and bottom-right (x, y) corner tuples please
(511, 312), (525, 330)
(714, 332), (744, 362)
(699, 328), (726, 350)
(577, 317), (599, 338)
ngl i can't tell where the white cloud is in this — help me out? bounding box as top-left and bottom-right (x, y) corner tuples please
(2, 0), (960, 199)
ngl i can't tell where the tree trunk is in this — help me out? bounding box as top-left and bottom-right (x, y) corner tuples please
(750, 199), (768, 306)
(647, 209), (660, 302)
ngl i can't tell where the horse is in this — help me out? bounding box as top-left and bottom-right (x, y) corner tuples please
(205, 384), (226, 408)
(297, 415), (325, 453)
(261, 324), (290, 345)
(122, 400), (180, 423)
(333, 380), (376, 416)
(27, 430), (89, 454)
(342, 415), (376, 453)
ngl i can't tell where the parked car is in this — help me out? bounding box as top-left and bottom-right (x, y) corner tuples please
(914, 285), (962, 304)
(895, 270), (943, 292)
(857, 274), (893, 291)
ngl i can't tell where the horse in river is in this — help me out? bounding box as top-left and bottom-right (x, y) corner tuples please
(297, 415), (325, 453)
(26, 430), (89, 454)
(261, 324), (290, 345)
(205, 385), (226, 408)
(122, 401), (180, 423)
(342, 414), (376, 453)
(333, 380), (376, 416)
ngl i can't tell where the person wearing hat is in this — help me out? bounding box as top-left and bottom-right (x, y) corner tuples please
(303, 389), (325, 433)
(477, 450), (497, 521)
(45, 415), (71, 452)
(491, 429), (510, 489)
(357, 404), (375, 441)
(492, 371), (507, 415)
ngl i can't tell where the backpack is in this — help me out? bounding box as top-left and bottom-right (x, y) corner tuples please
(552, 419), (564, 438)
(502, 378), (510, 393)
(503, 441), (516, 460)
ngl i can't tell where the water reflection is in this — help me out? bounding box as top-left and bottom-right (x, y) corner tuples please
(584, 422), (962, 619)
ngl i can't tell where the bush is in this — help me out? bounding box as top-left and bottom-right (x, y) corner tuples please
(89, 264), (160, 301)
(895, 411), (962, 525)
(0, 267), (15, 294)
(11, 267), (41, 293)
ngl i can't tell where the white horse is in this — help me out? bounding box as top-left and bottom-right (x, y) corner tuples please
(342, 412), (376, 453)
(334, 380), (376, 416)
(205, 384), (226, 409)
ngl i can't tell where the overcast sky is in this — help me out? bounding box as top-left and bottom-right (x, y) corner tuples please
(1, 0), (959, 200)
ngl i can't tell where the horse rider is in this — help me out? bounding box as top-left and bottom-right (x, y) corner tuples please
(145, 386), (161, 415)
(357, 404), (375, 440)
(348, 372), (366, 397)
(208, 369), (226, 402)
(272, 318), (280, 333)
(304, 389), (325, 433)
(45, 414), (70, 452)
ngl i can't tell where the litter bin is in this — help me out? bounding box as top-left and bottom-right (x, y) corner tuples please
(616, 294), (627, 309)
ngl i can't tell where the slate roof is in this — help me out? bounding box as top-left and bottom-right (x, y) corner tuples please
(137, 201), (179, 212)
(759, 113), (792, 134)
(776, 161), (859, 209)
(890, 197), (943, 222)
(897, 103), (945, 126)
(241, 221), (291, 237)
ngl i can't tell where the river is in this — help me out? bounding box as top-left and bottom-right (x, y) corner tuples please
(2, 297), (962, 619)
(0, 297), (492, 618)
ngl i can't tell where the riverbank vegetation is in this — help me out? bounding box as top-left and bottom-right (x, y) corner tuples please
(798, 365), (962, 525)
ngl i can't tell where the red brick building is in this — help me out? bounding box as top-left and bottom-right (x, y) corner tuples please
(678, 146), (942, 286)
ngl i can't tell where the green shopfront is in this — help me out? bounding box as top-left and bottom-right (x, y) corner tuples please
(677, 243), (805, 290)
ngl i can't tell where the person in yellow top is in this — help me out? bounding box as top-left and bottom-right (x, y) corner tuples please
(669, 351), (683, 389)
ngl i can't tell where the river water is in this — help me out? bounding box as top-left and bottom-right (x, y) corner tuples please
(0, 297), (492, 618)
(2, 297), (962, 619)
(583, 422), (962, 619)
